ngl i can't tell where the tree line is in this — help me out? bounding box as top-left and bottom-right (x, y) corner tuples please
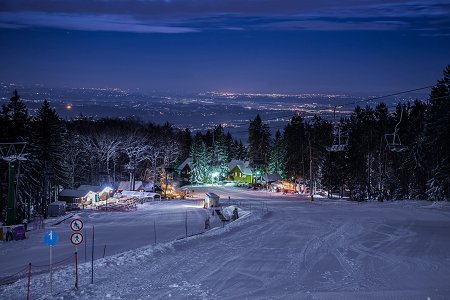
(1, 66), (449, 222)
(0, 96), (190, 221)
(193, 66), (449, 202)
(244, 66), (449, 201)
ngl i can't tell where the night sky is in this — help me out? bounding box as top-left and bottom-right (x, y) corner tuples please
(0, 1), (449, 94)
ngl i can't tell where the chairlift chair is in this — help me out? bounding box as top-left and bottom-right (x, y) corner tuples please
(326, 125), (348, 152)
(384, 108), (406, 152)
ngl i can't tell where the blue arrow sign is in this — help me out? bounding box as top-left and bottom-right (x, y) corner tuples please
(44, 230), (59, 247)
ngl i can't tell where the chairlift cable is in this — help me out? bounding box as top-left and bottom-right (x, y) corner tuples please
(204, 84), (443, 135)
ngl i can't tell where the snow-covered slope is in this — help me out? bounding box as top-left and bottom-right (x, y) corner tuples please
(1, 187), (450, 299)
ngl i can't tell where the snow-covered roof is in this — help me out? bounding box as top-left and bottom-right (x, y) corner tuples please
(177, 157), (193, 171)
(120, 191), (160, 198)
(77, 185), (103, 192)
(206, 192), (220, 199)
(118, 181), (153, 191)
(117, 181), (132, 191)
(59, 189), (90, 198)
(263, 173), (282, 183)
(48, 201), (67, 207)
(228, 159), (252, 175)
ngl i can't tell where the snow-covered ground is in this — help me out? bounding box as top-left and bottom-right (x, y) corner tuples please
(1, 186), (450, 299)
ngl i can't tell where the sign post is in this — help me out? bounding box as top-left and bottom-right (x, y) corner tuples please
(43, 230), (59, 293)
(70, 219), (83, 289)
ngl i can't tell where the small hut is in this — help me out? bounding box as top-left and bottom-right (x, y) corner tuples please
(48, 201), (66, 217)
(205, 192), (220, 208)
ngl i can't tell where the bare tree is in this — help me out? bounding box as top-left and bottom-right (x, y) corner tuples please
(122, 133), (150, 190)
(145, 138), (164, 190)
(67, 134), (85, 188)
(91, 132), (121, 185)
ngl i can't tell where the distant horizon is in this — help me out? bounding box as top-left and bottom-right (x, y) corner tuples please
(0, 81), (433, 99)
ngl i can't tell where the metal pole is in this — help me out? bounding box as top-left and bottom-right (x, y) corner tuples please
(309, 132), (314, 202)
(75, 250), (78, 289)
(185, 210), (188, 239)
(153, 220), (156, 244)
(27, 263), (31, 300)
(91, 225), (94, 284)
(6, 161), (16, 225)
(50, 246), (53, 293)
(84, 228), (87, 263)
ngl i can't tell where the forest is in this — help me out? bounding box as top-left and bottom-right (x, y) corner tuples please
(0, 66), (449, 223)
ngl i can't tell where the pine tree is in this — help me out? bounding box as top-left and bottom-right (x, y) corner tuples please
(212, 125), (229, 180)
(422, 65), (450, 200)
(307, 115), (332, 191)
(176, 128), (192, 167)
(234, 140), (247, 160)
(248, 114), (271, 174)
(28, 100), (70, 216)
(190, 133), (209, 184)
(345, 106), (375, 201)
(283, 115), (306, 179)
(268, 130), (286, 178)
(1, 89), (30, 142)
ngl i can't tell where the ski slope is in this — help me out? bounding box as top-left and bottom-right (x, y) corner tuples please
(1, 186), (450, 299)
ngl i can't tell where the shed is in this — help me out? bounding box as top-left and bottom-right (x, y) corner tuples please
(59, 189), (90, 204)
(48, 201), (66, 217)
(177, 157), (193, 180)
(263, 173), (282, 183)
(205, 192), (220, 208)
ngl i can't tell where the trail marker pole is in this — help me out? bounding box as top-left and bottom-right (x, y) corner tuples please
(70, 219), (83, 290)
(84, 228), (87, 263)
(153, 220), (156, 244)
(75, 250), (78, 289)
(27, 263), (31, 300)
(50, 246), (53, 293)
(91, 226), (94, 284)
(43, 230), (58, 294)
(185, 210), (188, 239)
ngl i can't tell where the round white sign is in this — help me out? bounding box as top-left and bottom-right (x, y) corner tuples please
(71, 232), (84, 245)
(70, 219), (84, 231)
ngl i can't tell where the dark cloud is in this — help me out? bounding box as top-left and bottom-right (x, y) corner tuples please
(0, 0), (449, 33)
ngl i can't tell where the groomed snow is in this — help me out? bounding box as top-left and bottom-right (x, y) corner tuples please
(1, 186), (450, 299)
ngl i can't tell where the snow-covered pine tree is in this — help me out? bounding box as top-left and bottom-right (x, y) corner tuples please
(268, 129), (286, 178)
(190, 133), (209, 184)
(422, 65), (450, 200)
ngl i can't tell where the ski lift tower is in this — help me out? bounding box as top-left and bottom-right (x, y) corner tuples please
(0, 142), (27, 225)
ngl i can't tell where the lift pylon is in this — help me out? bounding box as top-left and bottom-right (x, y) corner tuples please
(0, 142), (27, 225)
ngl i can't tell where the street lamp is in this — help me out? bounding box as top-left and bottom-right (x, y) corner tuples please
(211, 172), (219, 185)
